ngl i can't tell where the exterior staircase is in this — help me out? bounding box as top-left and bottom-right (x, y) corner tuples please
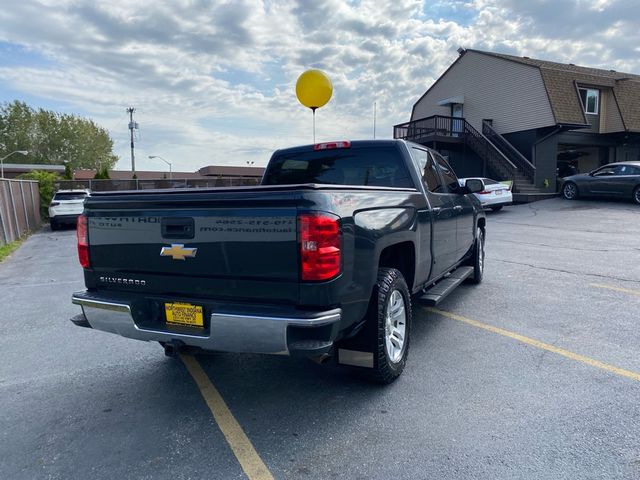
(394, 115), (543, 199)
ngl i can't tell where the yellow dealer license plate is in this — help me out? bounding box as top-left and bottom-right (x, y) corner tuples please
(165, 302), (204, 328)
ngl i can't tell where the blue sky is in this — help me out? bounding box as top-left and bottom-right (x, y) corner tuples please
(0, 0), (638, 172)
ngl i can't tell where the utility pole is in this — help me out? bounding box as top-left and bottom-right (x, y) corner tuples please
(127, 107), (138, 176)
(373, 101), (377, 139)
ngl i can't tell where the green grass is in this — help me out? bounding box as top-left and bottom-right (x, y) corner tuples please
(0, 237), (25, 263)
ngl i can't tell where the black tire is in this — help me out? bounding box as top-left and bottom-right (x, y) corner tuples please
(633, 186), (640, 205)
(562, 182), (579, 200)
(364, 268), (412, 384)
(467, 227), (485, 284)
(490, 205), (503, 212)
(49, 220), (58, 231)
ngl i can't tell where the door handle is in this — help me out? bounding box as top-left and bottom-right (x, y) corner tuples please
(454, 205), (463, 212)
(431, 207), (442, 215)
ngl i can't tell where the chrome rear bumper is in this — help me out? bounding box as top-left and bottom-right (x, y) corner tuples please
(71, 292), (341, 355)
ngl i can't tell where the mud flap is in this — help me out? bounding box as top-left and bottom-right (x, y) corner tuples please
(336, 290), (378, 369)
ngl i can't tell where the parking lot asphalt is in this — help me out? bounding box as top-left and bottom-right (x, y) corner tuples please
(1, 197), (639, 480)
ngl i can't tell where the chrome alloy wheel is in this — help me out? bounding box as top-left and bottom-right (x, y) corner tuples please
(634, 187), (640, 205)
(563, 183), (577, 199)
(385, 290), (407, 363)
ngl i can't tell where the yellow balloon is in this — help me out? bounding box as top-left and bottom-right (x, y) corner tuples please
(296, 69), (333, 110)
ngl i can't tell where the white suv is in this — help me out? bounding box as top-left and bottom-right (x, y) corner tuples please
(49, 189), (90, 230)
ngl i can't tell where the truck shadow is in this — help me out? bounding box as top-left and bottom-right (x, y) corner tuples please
(186, 307), (452, 475)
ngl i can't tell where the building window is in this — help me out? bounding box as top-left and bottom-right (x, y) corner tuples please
(578, 88), (599, 115)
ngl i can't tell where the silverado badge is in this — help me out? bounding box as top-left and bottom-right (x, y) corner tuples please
(160, 244), (198, 261)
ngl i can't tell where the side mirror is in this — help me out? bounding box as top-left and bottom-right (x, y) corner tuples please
(465, 179), (484, 193)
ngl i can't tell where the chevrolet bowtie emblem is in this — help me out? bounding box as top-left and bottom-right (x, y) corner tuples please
(160, 244), (198, 261)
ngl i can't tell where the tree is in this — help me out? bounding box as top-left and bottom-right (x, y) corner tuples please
(93, 164), (110, 179)
(18, 171), (59, 218)
(64, 163), (73, 180)
(0, 101), (118, 171)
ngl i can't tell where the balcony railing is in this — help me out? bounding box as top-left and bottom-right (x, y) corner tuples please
(393, 115), (466, 140)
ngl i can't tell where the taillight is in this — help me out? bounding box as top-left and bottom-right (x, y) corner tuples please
(478, 190), (490, 194)
(50, 202), (60, 207)
(77, 214), (90, 268)
(313, 141), (351, 151)
(299, 213), (341, 281)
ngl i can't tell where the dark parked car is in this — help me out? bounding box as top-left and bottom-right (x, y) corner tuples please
(561, 162), (640, 204)
(71, 140), (486, 383)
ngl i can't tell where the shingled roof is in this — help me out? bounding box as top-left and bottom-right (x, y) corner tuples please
(468, 50), (640, 132)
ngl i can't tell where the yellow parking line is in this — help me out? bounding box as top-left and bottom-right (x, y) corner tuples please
(590, 283), (640, 297)
(426, 307), (640, 383)
(180, 354), (274, 480)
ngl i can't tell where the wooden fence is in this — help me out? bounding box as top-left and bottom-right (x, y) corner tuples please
(0, 179), (41, 245)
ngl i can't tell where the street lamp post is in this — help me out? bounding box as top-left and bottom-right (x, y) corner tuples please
(1, 150), (29, 179)
(148, 155), (172, 180)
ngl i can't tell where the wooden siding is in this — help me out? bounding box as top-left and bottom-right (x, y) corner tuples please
(601, 89), (625, 133)
(412, 51), (556, 134)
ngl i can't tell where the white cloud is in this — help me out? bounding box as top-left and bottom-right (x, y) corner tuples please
(0, 0), (637, 172)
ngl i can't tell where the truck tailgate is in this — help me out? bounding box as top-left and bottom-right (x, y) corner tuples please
(85, 190), (300, 303)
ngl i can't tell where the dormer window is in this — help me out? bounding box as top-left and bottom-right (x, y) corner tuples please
(578, 88), (599, 115)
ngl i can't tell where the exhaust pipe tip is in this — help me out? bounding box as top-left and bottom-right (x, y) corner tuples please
(162, 340), (186, 357)
(309, 353), (332, 365)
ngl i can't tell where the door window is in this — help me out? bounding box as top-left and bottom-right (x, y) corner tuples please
(431, 152), (460, 193)
(451, 104), (464, 135)
(412, 148), (445, 193)
(619, 165), (640, 176)
(593, 166), (617, 177)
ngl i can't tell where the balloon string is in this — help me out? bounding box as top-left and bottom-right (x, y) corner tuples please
(312, 108), (316, 144)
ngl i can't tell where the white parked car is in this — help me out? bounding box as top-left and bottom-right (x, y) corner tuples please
(49, 189), (90, 230)
(458, 177), (512, 211)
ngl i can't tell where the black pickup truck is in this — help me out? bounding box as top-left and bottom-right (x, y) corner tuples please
(71, 140), (486, 383)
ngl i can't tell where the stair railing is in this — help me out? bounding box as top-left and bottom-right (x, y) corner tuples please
(482, 120), (536, 183)
(462, 121), (518, 185)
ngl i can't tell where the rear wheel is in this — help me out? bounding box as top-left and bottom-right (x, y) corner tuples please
(633, 186), (640, 205)
(49, 219), (58, 231)
(348, 268), (412, 384)
(490, 205), (503, 212)
(467, 227), (485, 284)
(562, 182), (578, 200)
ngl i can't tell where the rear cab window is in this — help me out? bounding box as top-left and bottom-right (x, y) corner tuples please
(262, 145), (414, 188)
